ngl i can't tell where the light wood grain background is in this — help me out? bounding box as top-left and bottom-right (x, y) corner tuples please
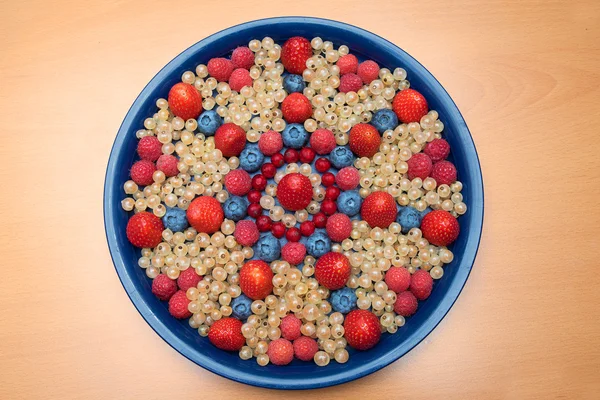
(1, 0), (599, 399)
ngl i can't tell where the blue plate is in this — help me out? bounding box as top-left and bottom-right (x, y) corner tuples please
(104, 17), (484, 389)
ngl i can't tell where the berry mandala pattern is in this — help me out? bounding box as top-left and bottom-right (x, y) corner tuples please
(121, 36), (467, 367)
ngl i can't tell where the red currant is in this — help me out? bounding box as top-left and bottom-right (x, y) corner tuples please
(252, 174), (267, 191)
(315, 157), (331, 173)
(271, 153), (284, 167)
(299, 221), (315, 236)
(261, 163), (277, 179)
(299, 147), (316, 164)
(312, 212), (327, 228)
(322, 172), (335, 187)
(271, 222), (286, 238)
(256, 215), (272, 232)
(247, 190), (261, 204)
(247, 203), (263, 219)
(284, 148), (299, 164)
(321, 199), (337, 216)
(286, 227), (302, 242)
(325, 186), (340, 201)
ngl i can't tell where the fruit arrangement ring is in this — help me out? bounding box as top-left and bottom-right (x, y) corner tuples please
(121, 35), (467, 367)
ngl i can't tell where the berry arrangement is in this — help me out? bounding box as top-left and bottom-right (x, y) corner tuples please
(121, 36), (467, 367)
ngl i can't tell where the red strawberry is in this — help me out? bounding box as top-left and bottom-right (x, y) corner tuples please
(407, 153), (433, 180)
(208, 317), (245, 351)
(410, 270), (433, 301)
(314, 252), (351, 290)
(281, 93), (312, 123)
(392, 88), (429, 123)
(420, 210), (460, 247)
(280, 36), (312, 75)
(151, 274), (177, 301)
(349, 124), (381, 157)
(344, 310), (381, 350)
(231, 46), (255, 70)
(361, 192), (397, 228)
(177, 267), (201, 292)
(186, 196), (224, 234)
(168, 83), (202, 121)
(130, 160), (156, 186)
(207, 57), (234, 82)
(394, 291), (418, 316)
(126, 212), (164, 248)
(267, 338), (294, 365)
(357, 60), (379, 84)
(137, 136), (162, 162)
(214, 123), (246, 157)
(239, 260), (274, 300)
(276, 173), (313, 211)
(431, 160), (457, 185)
(168, 290), (191, 319)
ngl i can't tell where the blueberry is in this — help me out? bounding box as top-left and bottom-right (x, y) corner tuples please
(196, 110), (222, 136)
(420, 207), (432, 219)
(306, 231), (331, 258)
(254, 234), (281, 262)
(337, 191), (362, 217)
(239, 144), (264, 173)
(397, 206), (423, 234)
(231, 294), (252, 320)
(223, 196), (248, 221)
(329, 146), (355, 169)
(283, 74), (306, 93)
(282, 123), (308, 149)
(371, 109), (399, 133)
(162, 207), (189, 232)
(330, 287), (357, 314)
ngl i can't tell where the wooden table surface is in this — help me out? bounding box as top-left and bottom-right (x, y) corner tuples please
(2, 0), (600, 398)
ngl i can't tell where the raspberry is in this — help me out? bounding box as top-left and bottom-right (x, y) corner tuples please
(299, 221), (315, 236)
(231, 46), (254, 70)
(137, 136), (162, 161)
(407, 153), (433, 180)
(267, 338), (294, 366)
(410, 270), (434, 300)
(384, 267), (411, 293)
(309, 128), (336, 155)
(130, 160), (156, 186)
(315, 157), (331, 173)
(293, 336), (319, 361)
(281, 242), (306, 265)
(151, 274), (177, 301)
(207, 57), (234, 82)
(156, 154), (179, 177)
(258, 130), (283, 156)
(431, 160), (457, 185)
(177, 267), (201, 292)
(335, 167), (360, 190)
(234, 220), (259, 247)
(339, 73), (363, 93)
(424, 138), (450, 162)
(229, 68), (252, 92)
(224, 169), (252, 196)
(168, 290), (191, 319)
(337, 54), (358, 75)
(281, 93), (312, 123)
(326, 213), (352, 242)
(357, 60), (380, 84)
(280, 314), (302, 341)
(394, 291), (418, 317)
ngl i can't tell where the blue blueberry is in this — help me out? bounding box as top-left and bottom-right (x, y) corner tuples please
(162, 207), (189, 232)
(329, 146), (355, 169)
(337, 191), (362, 217)
(282, 123), (309, 149)
(397, 206), (423, 234)
(254, 234), (281, 262)
(371, 109), (399, 133)
(283, 74), (306, 93)
(231, 294), (252, 320)
(196, 110), (222, 136)
(223, 196), (248, 221)
(306, 231), (331, 258)
(420, 207), (432, 219)
(239, 144), (264, 173)
(330, 287), (358, 314)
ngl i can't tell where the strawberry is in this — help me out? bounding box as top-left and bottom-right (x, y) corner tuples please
(167, 83), (202, 121)
(392, 88), (429, 124)
(360, 192), (397, 228)
(276, 173), (313, 211)
(208, 317), (245, 351)
(281, 93), (312, 123)
(126, 212), (164, 248)
(239, 260), (274, 300)
(280, 36), (312, 75)
(186, 196), (224, 234)
(407, 153), (433, 180)
(410, 270), (433, 301)
(314, 252), (351, 290)
(168, 290), (191, 319)
(420, 210), (460, 247)
(207, 57), (234, 82)
(349, 124), (381, 157)
(344, 309), (381, 350)
(214, 123), (246, 157)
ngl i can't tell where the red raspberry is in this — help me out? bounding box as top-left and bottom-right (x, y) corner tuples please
(208, 317), (245, 351)
(151, 274), (177, 301)
(312, 212), (327, 228)
(321, 172), (335, 187)
(130, 160), (156, 186)
(281, 242), (307, 265)
(357, 60), (380, 84)
(240, 260), (274, 300)
(423, 138), (450, 162)
(299, 147), (316, 164)
(315, 157), (331, 173)
(251, 174), (267, 191)
(177, 267), (201, 292)
(407, 153), (433, 180)
(261, 163), (277, 179)
(168, 290), (191, 319)
(420, 210), (460, 247)
(431, 160), (457, 185)
(207, 57), (234, 82)
(247, 203), (262, 219)
(271, 153), (284, 167)
(156, 154), (179, 177)
(349, 123), (381, 158)
(256, 215), (272, 232)
(277, 173), (312, 211)
(385, 267), (411, 293)
(309, 128), (336, 155)
(214, 123), (246, 157)
(280, 314), (302, 341)
(126, 212), (164, 248)
(361, 192), (397, 228)
(224, 169), (252, 196)
(325, 186), (340, 201)
(337, 54), (358, 75)
(229, 68), (252, 92)
(339, 73), (363, 93)
(343, 309), (381, 350)
(167, 83), (202, 121)
(392, 89), (429, 123)
(326, 213), (352, 242)
(234, 220), (259, 246)
(280, 36), (312, 75)
(267, 338), (294, 366)
(231, 46), (255, 70)
(281, 93), (312, 123)
(315, 252), (351, 290)
(284, 148), (299, 164)
(186, 196), (224, 234)
(247, 190), (261, 204)
(299, 221), (315, 236)
(410, 270), (434, 301)
(394, 291), (418, 317)
(335, 166), (360, 190)
(320, 199), (337, 216)
(293, 336), (319, 361)
(286, 227), (302, 242)
(137, 136), (162, 161)
(258, 130), (283, 156)
(271, 222), (286, 238)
